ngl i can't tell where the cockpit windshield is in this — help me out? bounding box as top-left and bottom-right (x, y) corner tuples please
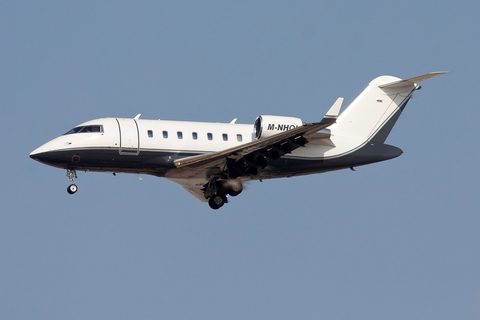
(64, 125), (103, 135)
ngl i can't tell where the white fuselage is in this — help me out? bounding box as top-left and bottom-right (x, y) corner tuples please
(30, 115), (403, 180)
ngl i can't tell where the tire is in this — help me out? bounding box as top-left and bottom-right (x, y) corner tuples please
(227, 184), (243, 197)
(67, 184), (78, 194)
(224, 180), (243, 197)
(208, 193), (226, 209)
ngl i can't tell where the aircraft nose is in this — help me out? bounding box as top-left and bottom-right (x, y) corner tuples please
(30, 146), (48, 162)
(30, 142), (50, 157)
(29, 139), (77, 168)
(29, 141), (59, 164)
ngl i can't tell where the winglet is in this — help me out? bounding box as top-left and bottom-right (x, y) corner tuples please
(320, 97), (343, 124)
(379, 71), (448, 89)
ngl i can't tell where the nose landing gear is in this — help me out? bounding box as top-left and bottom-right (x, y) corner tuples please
(66, 169), (78, 194)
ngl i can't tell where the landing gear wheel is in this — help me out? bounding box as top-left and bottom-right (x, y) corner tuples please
(227, 184), (243, 197)
(208, 193), (227, 210)
(223, 180), (243, 197)
(67, 184), (78, 195)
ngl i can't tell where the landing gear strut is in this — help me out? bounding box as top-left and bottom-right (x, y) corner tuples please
(66, 169), (78, 195)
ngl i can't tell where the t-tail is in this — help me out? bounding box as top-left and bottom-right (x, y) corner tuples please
(332, 72), (447, 144)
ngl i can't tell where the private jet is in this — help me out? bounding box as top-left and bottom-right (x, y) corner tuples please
(30, 72), (446, 209)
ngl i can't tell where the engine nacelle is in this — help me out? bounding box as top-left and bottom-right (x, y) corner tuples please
(254, 115), (303, 139)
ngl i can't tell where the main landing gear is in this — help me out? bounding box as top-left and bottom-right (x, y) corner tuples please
(208, 193), (227, 210)
(205, 180), (244, 210)
(66, 169), (78, 195)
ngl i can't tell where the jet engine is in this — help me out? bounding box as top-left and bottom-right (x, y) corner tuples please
(254, 115), (303, 139)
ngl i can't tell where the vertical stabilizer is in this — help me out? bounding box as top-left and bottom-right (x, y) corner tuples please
(332, 72), (446, 143)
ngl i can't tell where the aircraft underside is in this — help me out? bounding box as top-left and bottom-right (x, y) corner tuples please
(32, 141), (403, 208)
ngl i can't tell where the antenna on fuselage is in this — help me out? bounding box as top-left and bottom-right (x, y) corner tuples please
(134, 114), (141, 120)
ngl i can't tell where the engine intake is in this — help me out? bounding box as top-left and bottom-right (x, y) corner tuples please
(254, 115), (303, 139)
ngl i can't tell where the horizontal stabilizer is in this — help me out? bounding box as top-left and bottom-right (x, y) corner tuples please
(379, 71), (448, 89)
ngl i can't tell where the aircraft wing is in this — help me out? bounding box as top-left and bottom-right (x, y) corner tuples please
(173, 99), (342, 174)
(175, 121), (330, 169)
(164, 120), (334, 203)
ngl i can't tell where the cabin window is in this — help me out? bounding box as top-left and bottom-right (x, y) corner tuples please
(192, 132), (198, 140)
(163, 131), (168, 138)
(222, 133), (228, 141)
(237, 134), (242, 142)
(64, 125), (103, 135)
(207, 133), (213, 140)
(148, 130), (153, 138)
(177, 131), (183, 139)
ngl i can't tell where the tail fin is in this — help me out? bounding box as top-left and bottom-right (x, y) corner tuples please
(332, 72), (446, 143)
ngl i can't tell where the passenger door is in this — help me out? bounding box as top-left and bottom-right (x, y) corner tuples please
(116, 118), (140, 155)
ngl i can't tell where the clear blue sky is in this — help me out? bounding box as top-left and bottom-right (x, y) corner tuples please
(2, 1), (479, 319)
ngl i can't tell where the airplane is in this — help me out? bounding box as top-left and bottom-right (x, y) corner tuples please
(30, 72), (446, 209)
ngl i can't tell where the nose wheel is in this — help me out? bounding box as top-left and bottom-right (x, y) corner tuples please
(67, 184), (78, 194)
(66, 169), (78, 195)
